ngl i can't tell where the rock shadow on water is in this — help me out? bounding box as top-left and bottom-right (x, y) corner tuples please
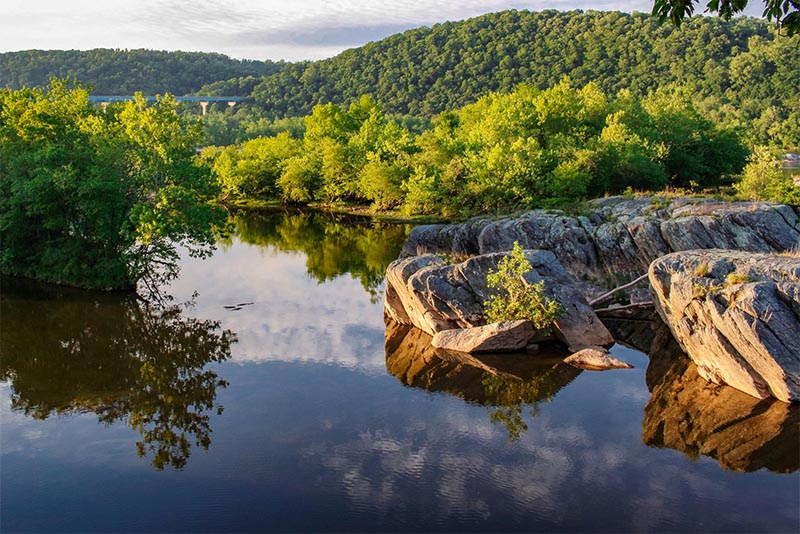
(0, 276), (236, 470)
(603, 310), (799, 474)
(384, 320), (581, 441)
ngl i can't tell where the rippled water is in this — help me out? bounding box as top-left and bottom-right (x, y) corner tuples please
(1, 209), (798, 532)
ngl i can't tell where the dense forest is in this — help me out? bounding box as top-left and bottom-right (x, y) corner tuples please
(0, 49), (283, 95)
(200, 82), (761, 217)
(203, 10), (799, 148)
(0, 81), (225, 290)
(3, 11), (797, 148)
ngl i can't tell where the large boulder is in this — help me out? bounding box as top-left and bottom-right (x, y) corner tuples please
(430, 320), (535, 353)
(384, 249), (613, 350)
(649, 250), (800, 403)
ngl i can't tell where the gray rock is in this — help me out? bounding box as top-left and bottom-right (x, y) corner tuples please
(384, 254), (447, 329)
(399, 219), (491, 259)
(384, 249), (614, 349)
(396, 197), (799, 293)
(564, 347), (634, 370)
(431, 320), (535, 353)
(477, 213), (602, 281)
(649, 250), (800, 402)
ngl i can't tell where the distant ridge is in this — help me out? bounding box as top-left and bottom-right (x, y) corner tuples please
(0, 48), (283, 95)
(240, 10), (795, 119)
(3, 10), (796, 147)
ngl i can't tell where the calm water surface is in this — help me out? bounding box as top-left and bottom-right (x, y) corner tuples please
(1, 209), (798, 533)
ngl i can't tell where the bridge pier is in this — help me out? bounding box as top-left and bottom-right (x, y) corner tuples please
(88, 96), (245, 114)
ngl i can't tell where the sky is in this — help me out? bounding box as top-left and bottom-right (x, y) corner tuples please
(0, 0), (764, 62)
(0, 0), (654, 62)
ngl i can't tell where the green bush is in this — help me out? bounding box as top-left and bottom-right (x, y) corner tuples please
(0, 81), (225, 291)
(735, 146), (800, 204)
(483, 242), (564, 334)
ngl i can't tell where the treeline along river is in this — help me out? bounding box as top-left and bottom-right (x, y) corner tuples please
(1, 209), (798, 532)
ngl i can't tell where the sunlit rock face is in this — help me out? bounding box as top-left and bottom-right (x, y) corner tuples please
(564, 347), (633, 371)
(431, 320), (535, 353)
(643, 347), (799, 474)
(399, 197), (799, 294)
(384, 249), (612, 349)
(649, 250), (800, 403)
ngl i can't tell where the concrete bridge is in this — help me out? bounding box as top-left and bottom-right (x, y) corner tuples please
(88, 95), (247, 115)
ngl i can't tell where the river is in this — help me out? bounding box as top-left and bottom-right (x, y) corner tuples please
(1, 209), (798, 532)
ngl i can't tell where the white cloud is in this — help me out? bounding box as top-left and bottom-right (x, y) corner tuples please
(167, 240), (390, 371)
(1, 0), (684, 61)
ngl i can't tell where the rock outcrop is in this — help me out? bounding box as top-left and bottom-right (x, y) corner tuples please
(389, 197), (800, 399)
(649, 250), (800, 403)
(384, 249), (613, 350)
(430, 320), (534, 353)
(400, 197), (799, 296)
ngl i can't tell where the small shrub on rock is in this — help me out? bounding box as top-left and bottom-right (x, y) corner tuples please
(483, 242), (564, 335)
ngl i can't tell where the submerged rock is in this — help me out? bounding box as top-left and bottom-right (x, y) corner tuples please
(431, 320), (535, 353)
(649, 250), (800, 403)
(384, 248), (613, 350)
(564, 347), (634, 371)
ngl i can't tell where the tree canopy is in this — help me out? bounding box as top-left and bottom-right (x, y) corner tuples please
(196, 10), (796, 148)
(201, 81), (749, 216)
(0, 49), (282, 95)
(0, 80), (226, 291)
(2, 12), (796, 149)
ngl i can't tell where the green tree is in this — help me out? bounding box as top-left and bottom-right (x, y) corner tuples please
(201, 133), (301, 199)
(0, 80), (226, 291)
(277, 153), (321, 203)
(652, 0), (799, 36)
(0, 49), (282, 95)
(735, 146), (800, 203)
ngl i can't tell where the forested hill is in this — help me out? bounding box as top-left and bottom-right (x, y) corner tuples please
(0, 49), (283, 95)
(242, 10), (796, 134)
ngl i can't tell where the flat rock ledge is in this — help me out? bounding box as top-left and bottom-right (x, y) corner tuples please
(564, 346), (634, 371)
(384, 248), (613, 352)
(431, 320), (534, 353)
(649, 249), (800, 403)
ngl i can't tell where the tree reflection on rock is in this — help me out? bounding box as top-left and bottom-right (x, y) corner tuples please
(0, 278), (235, 470)
(384, 320), (581, 441)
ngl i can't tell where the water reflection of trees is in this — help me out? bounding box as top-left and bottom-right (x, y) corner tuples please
(604, 311), (799, 474)
(229, 209), (409, 300)
(0, 278), (235, 470)
(384, 321), (581, 441)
